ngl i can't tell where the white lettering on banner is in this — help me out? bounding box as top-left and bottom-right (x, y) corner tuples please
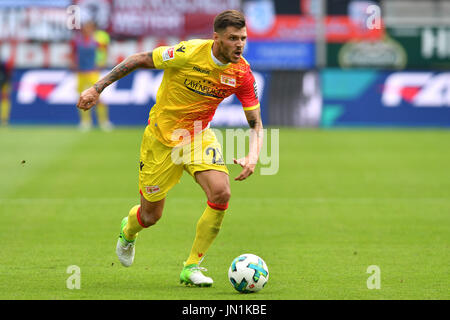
(382, 72), (450, 107)
(112, 0), (239, 13)
(414, 73), (450, 107)
(17, 43), (45, 68)
(109, 0), (239, 36)
(49, 43), (72, 68)
(4, 39), (167, 68)
(422, 28), (450, 59)
(112, 12), (184, 33)
(48, 76), (78, 104)
(0, 7), (71, 41)
(18, 70), (69, 104)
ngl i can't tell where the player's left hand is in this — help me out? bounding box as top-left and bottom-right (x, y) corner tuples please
(233, 157), (256, 181)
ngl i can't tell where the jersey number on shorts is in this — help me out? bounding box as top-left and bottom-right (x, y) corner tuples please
(206, 147), (224, 165)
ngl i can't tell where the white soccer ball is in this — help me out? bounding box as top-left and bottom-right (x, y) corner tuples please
(228, 253), (269, 293)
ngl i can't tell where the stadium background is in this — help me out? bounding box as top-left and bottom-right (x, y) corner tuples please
(0, 0), (449, 301)
(2, 0), (449, 127)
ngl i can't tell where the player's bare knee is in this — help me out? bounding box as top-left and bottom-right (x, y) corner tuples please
(209, 186), (231, 205)
(139, 196), (165, 227)
(140, 209), (162, 227)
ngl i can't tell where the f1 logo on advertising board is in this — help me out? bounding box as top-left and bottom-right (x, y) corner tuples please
(321, 70), (450, 127)
(382, 72), (450, 107)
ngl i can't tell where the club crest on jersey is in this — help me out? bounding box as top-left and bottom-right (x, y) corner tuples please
(162, 47), (175, 61)
(144, 185), (160, 194)
(220, 74), (236, 87)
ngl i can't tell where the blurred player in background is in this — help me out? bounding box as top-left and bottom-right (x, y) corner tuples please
(72, 20), (113, 132)
(77, 10), (263, 287)
(0, 58), (12, 126)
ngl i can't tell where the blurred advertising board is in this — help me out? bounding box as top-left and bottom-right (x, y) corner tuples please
(0, 34), (316, 71)
(321, 69), (450, 127)
(1, 38), (315, 70)
(246, 14), (382, 43)
(0, 0), (71, 7)
(107, 0), (240, 38)
(243, 0), (382, 43)
(0, 0), (239, 41)
(241, 0), (382, 69)
(8, 68), (269, 127)
(326, 36), (407, 69)
(327, 26), (450, 69)
(243, 41), (315, 70)
(0, 3), (72, 41)
(387, 26), (450, 69)
(266, 70), (321, 127)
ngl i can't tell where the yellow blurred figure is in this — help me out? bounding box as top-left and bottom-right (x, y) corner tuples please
(95, 29), (110, 68)
(0, 61), (12, 126)
(0, 83), (11, 126)
(72, 21), (113, 132)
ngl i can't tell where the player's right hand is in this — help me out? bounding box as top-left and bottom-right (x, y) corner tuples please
(77, 87), (99, 111)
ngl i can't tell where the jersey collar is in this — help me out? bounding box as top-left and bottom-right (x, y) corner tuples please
(208, 41), (230, 70)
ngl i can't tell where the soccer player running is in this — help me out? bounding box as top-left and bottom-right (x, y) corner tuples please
(76, 10), (263, 287)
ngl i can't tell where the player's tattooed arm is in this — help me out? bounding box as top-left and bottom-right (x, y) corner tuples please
(234, 107), (264, 181)
(77, 51), (154, 110)
(93, 51), (155, 94)
(245, 108), (263, 130)
(245, 107), (264, 147)
(245, 107), (264, 156)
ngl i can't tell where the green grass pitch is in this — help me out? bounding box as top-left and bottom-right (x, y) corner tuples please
(0, 126), (449, 300)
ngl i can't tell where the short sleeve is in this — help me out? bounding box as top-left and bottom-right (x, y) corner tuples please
(152, 42), (188, 70)
(235, 70), (260, 111)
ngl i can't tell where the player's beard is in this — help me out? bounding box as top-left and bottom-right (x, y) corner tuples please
(217, 40), (241, 64)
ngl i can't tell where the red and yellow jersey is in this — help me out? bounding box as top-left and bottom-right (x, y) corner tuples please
(150, 39), (259, 147)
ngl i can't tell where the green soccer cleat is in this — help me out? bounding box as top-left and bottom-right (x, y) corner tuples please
(180, 262), (213, 287)
(116, 217), (136, 267)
